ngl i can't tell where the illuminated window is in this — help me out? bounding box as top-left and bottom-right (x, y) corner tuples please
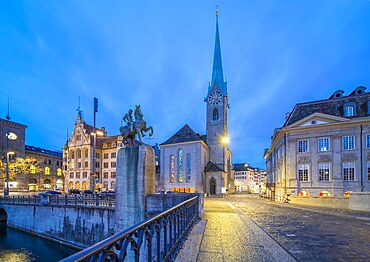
(170, 155), (175, 183)
(57, 168), (62, 176)
(343, 162), (355, 181)
(45, 167), (50, 175)
(178, 149), (183, 182)
(318, 138), (330, 152)
(30, 165), (36, 174)
(318, 163), (330, 181)
(213, 109), (219, 121)
(298, 164), (309, 181)
(187, 153), (191, 182)
(70, 161), (75, 169)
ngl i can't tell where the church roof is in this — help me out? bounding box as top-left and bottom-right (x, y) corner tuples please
(205, 161), (225, 172)
(161, 124), (203, 146)
(208, 11), (227, 96)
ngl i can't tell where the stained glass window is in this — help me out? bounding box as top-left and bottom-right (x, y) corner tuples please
(187, 154), (191, 182)
(178, 149), (183, 182)
(170, 155), (174, 183)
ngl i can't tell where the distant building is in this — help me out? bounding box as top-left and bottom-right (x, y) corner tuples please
(0, 117), (63, 191)
(233, 163), (266, 193)
(264, 87), (370, 201)
(160, 13), (233, 195)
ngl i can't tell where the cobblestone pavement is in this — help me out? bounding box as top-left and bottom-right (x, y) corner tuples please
(193, 197), (295, 262)
(227, 195), (370, 262)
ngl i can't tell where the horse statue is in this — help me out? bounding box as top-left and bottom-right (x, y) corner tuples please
(119, 105), (153, 145)
(133, 105), (153, 143)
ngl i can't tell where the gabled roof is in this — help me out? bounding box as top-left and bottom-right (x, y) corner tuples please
(205, 161), (224, 172)
(161, 124), (203, 146)
(284, 89), (370, 127)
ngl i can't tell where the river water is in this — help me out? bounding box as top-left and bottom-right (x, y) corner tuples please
(0, 223), (77, 262)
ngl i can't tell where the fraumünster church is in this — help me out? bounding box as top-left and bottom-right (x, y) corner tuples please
(160, 13), (234, 195)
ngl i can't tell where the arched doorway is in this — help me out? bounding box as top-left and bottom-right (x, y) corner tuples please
(28, 178), (38, 191)
(82, 181), (87, 190)
(56, 179), (63, 189)
(210, 177), (216, 195)
(44, 179), (51, 189)
(68, 181), (73, 189)
(75, 181), (80, 190)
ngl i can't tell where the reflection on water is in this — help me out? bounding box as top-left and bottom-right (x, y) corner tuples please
(0, 222), (76, 262)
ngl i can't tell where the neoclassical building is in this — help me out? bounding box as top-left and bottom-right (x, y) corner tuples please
(160, 12), (233, 195)
(264, 86), (370, 200)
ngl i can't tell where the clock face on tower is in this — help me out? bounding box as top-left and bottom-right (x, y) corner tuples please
(208, 90), (223, 105)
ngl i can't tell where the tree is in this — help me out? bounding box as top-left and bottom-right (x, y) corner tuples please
(0, 157), (42, 180)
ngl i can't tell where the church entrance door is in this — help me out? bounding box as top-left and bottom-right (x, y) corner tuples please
(210, 177), (216, 195)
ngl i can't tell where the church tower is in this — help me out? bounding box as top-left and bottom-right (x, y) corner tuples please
(206, 10), (229, 170)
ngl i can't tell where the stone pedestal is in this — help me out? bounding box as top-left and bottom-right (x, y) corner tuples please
(114, 145), (156, 233)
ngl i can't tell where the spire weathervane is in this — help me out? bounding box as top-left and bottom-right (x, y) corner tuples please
(216, 5), (219, 16)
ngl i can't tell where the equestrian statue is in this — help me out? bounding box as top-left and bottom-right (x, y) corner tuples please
(119, 105), (153, 146)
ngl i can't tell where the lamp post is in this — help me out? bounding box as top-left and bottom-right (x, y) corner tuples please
(221, 136), (229, 196)
(4, 131), (17, 196)
(91, 130), (104, 193)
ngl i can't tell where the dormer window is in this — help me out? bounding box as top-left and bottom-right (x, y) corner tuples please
(343, 103), (356, 117)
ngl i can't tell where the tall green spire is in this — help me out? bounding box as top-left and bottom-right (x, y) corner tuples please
(209, 9), (227, 96)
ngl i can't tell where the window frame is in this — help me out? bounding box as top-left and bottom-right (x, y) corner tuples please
(298, 164), (309, 182)
(318, 163), (330, 181)
(342, 136), (355, 150)
(318, 137), (330, 152)
(297, 140), (309, 153)
(343, 162), (355, 181)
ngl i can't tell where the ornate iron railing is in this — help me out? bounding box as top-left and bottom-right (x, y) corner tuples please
(59, 195), (199, 262)
(0, 195), (115, 207)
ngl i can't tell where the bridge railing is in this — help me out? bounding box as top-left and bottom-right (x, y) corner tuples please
(0, 195), (115, 207)
(59, 195), (200, 262)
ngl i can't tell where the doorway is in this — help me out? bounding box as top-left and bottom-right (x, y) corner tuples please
(210, 177), (216, 195)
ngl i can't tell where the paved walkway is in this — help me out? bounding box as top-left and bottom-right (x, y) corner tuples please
(176, 197), (295, 262)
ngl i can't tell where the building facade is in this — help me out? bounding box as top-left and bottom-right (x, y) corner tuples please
(160, 12), (233, 195)
(233, 163), (266, 193)
(0, 117), (63, 191)
(264, 87), (370, 200)
(62, 112), (123, 192)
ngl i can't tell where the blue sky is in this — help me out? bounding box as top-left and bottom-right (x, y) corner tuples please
(1, 0), (370, 168)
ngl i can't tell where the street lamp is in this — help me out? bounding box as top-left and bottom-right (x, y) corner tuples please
(5, 131), (17, 196)
(91, 130), (104, 193)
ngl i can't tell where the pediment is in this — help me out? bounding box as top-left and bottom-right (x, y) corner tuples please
(288, 113), (350, 128)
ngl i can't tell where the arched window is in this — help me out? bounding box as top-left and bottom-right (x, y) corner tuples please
(170, 155), (175, 183)
(178, 149), (183, 182)
(45, 167), (50, 175)
(30, 165), (36, 174)
(57, 168), (62, 176)
(70, 150), (75, 159)
(187, 154), (191, 182)
(213, 109), (219, 121)
(82, 181), (87, 190)
(111, 181), (116, 190)
(103, 181), (109, 190)
(68, 181), (73, 189)
(75, 181), (80, 190)
(76, 149), (81, 159)
(84, 149), (89, 158)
